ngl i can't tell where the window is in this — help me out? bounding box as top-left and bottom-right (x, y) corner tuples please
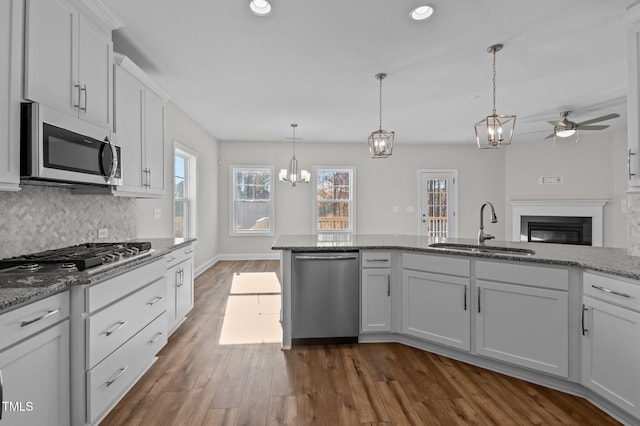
(313, 167), (355, 233)
(418, 169), (458, 238)
(230, 166), (274, 235)
(174, 142), (197, 239)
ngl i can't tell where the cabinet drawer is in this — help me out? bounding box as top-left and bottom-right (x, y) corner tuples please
(476, 261), (568, 291)
(0, 291), (69, 351)
(87, 258), (165, 313)
(583, 271), (640, 311)
(165, 244), (195, 269)
(87, 311), (167, 424)
(403, 252), (470, 277)
(361, 251), (392, 268)
(87, 277), (166, 369)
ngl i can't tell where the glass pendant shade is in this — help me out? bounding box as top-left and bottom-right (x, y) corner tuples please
(369, 73), (394, 158)
(279, 123), (309, 186)
(474, 44), (516, 149)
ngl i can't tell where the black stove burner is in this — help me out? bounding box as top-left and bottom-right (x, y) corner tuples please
(0, 242), (152, 272)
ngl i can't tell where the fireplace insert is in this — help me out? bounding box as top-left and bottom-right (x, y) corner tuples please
(520, 216), (592, 246)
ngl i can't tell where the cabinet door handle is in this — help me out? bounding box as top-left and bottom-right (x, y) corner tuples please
(366, 259), (389, 263)
(477, 288), (481, 313)
(582, 304), (588, 336)
(105, 366), (128, 387)
(387, 274), (391, 297)
(148, 332), (164, 344)
(74, 82), (82, 108)
(463, 286), (467, 311)
(148, 169), (151, 188)
(104, 321), (128, 336)
(629, 149), (636, 180)
(80, 84), (88, 112)
(591, 285), (632, 299)
(20, 308), (61, 327)
(147, 296), (165, 306)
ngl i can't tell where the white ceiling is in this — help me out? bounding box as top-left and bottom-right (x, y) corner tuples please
(105, 0), (631, 145)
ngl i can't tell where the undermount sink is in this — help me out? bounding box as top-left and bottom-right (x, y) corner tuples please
(428, 243), (535, 256)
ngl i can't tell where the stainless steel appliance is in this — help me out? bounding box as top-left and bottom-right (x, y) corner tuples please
(291, 251), (359, 345)
(20, 103), (122, 186)
(0, 242), (152, 275)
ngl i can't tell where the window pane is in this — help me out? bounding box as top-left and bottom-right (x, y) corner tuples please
(175, 200), (186, 238)
(425, 177), (448, 238)
(317, 170), (350, 200)
(175, 156), (185, 179)
(234, 201), (271, 231)
(236, 170), (271, 201)
(317, 201), (350, 230)
(175, 176), (185, 198)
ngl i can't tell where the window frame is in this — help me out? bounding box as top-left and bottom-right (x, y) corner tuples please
(312, 166), (356, 234)
(173, 141), (198, 240)
(417, 169), (458, 238)
(229, 165), (275, 236)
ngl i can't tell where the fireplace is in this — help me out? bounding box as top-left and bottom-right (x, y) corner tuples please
(510, 200), (607, 247)
(521, 215), (592, 245)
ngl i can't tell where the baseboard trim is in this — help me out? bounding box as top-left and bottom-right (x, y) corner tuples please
(195, 256), (219, 277)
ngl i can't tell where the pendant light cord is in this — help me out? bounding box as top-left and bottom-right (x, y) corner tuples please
(379, 76), (383, 131)
(492, 49), (497, 116)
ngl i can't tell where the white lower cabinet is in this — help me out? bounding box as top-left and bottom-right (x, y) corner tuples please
(361, 268), (391, 332)
(402, 269), (470, 351)
(582, 272), (640, 417)
(475, 279), (569, 377)
(166, 243), (195, 335)
(401, 253), (471, 351)
(474, 260), (569, 377)
(0, 292), (70, 426)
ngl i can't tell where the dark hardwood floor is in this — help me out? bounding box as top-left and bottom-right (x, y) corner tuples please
(101, 260), (621, 425)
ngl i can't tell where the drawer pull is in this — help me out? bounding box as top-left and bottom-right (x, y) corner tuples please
(591, 285), (632, 299)
(166, 256), (177, 263)
(148, 332), (164, 344)
(20, 308), (61, 327)
(104, 321), (128, 337)
(185, 249), (194, 254)
(366, 259), (389, 262)
(147, 296), (165, 306)
(105, 366), (128, 387)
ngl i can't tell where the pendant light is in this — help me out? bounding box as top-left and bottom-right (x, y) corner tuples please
(368, 73), (394, 158)
(474, 44), (516, 149)
(279, 123), (310, 186)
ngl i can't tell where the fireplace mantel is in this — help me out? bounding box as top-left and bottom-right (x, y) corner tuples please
(510, 200), (608, 247)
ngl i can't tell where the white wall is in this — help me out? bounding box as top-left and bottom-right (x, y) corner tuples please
(136, 102), (219, 271)
(218, 141), (506, 256)
(504, 130), (627, 248)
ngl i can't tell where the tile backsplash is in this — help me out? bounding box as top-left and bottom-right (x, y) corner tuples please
(0, 185), (136, 258)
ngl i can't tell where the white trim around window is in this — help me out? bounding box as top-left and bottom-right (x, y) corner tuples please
(229, 165), (275, 236)
(416, 168), (458, 238)
(173, 141), (198, 240)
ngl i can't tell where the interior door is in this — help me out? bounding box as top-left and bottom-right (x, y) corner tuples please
(420, 171), (456, 238)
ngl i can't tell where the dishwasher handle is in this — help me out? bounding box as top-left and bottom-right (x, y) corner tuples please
(295, 255), (359, 261)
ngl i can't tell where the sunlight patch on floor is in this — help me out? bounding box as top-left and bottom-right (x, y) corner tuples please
(219, 272), (283, 345)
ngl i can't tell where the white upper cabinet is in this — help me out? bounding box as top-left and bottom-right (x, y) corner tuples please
(0, 0), (22, 191)
(24, 0), (117, 131)
(111, 54), (168, 197)
(627, 4), (640, 190)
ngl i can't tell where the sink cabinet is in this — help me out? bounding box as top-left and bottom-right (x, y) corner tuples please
(23, 0), (116, 131)
(360, 251), (392, 333)
(582, 271), (640, 417)
(401, 253), (471, 351)
(475, 261), (569, 377)
(0, 291), (70, 426)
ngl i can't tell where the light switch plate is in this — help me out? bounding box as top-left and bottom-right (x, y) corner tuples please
(98, 228), (108, 239)
(153, 208), (162, 219)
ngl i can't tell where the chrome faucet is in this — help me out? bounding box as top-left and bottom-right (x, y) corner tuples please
(478, 202), (498, 245)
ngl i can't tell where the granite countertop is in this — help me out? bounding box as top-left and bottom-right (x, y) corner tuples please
(0, 238), (197, 314)
(272, 234), (640, 281)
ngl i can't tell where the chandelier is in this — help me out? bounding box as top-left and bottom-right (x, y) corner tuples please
(368, 73), (394, 158)
(279, 123), (309, 186)
(474, 44), (516, 149)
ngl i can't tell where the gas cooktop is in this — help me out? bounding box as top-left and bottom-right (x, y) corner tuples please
(0, 242), (153, 274)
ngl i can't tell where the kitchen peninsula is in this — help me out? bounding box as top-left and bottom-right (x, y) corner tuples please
(273, 234), (640, 425)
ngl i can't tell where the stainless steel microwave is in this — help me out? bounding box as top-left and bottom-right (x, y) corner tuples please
(20, 103), (122, 186)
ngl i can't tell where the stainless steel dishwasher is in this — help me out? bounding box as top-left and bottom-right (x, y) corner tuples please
(291, 251), (360, 345)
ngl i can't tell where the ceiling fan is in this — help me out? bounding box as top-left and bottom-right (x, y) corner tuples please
(544, 111), (620, 140)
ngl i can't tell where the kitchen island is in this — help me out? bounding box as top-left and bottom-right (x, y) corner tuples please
(273, 234), (640, 425)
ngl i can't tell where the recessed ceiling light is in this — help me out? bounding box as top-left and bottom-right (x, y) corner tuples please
(410, 5), (435, 21)
(249, 0), (272, 16)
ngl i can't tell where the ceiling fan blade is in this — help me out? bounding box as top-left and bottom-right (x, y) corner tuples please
(544, 133), (555, 140)
(576, 113), (620, 126)
(577, 125), (609, 131)
(547, 120), (563, 126)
